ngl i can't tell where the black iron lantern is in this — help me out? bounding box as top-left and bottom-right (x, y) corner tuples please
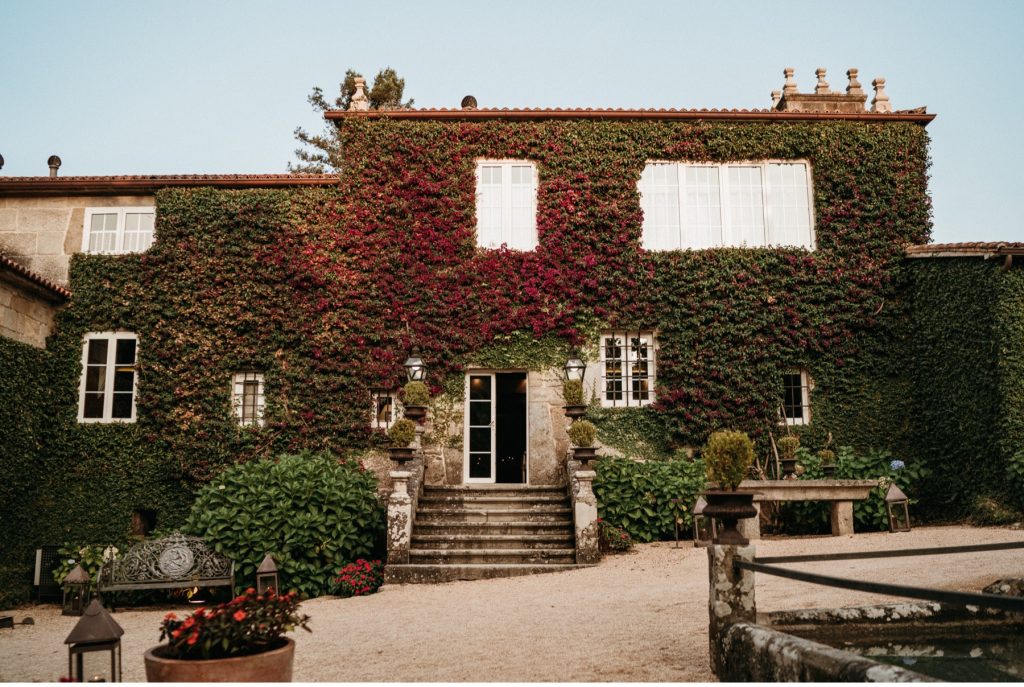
(563, 355), (586, 382)
(885, 483), (911, 532)
(62, 564), (91, 616)
(403, 348), (426, 382)
(692, 496), (717, 547)
(64, 599), (123, 682)
(256, 554), (280, 595)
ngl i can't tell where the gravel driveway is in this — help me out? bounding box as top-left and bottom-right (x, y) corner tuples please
(2, 525), (1021, 682)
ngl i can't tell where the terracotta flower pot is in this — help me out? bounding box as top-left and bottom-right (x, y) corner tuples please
(564, 404), (587, 420)
(701, 490), (758, 546)
(144, 637), (294, 682)
(402, 405), (428, 422)
(388, 446), (416, 463)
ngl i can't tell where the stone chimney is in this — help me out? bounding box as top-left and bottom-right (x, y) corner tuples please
(871, 77), (892, 113)
(349, 76), (369, 111)
(773, 67), (872, 113)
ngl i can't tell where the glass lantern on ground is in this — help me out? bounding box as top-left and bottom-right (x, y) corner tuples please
(403, 349), (426, 382)
(64, 599), (123, 682)
(63, 564), (91, 616)
(885, 483), (911, 532)
(256, 554), (280, 595)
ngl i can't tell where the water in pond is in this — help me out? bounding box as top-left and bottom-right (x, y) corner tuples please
(835, 633), (1024, 682)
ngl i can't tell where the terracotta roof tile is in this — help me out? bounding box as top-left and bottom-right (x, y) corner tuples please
(906, 242), (1024, 257)
(0, 254), (71, 299)
(0, 174), (338, 196)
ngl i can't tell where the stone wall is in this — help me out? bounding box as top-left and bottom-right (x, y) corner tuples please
(0, 194), (155, 285)
(0, 278), (61, 348)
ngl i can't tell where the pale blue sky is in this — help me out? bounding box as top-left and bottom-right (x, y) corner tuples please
(1, 0), (1021, 243)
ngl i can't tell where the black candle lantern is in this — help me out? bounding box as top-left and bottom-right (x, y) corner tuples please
(885, 483), (911, 532)
(62, 564), (91, 616)
(403, 348), (426, 382)
(64, 599), (123, 682)
(691, 496), (717, 547)
(563, 355), (586, 382)
(256, 554), (280, 595)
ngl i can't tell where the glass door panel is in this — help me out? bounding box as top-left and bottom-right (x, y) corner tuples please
(466, 374), (495, 482)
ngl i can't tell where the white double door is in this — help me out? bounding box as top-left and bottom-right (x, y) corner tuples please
(464, 372), (528, 484)
(466, 373), (498, 483)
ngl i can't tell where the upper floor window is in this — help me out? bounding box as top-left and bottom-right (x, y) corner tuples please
(370, 389), (398, 430)
(600, 331), (656, 408)
(475, 160), (537, 251)
(638, 161), (814, 251)
(231, 372), (265, 427)
(83, 207), (155, 254)
(78, 332), (137, 422)
(782, 368), (812, 425)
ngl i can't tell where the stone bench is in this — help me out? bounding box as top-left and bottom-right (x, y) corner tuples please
(97, 532), (234, 597)
(733, 479), (878, 539)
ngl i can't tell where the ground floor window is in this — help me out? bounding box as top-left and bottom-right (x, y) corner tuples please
(371, 389), (398, 430)
(78, 332), (137, 422)
(232, 372), (265, 427)
(782, 369), (812, 425)
(600, 331), (656, 408)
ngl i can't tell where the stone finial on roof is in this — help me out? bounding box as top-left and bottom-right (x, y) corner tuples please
(350, 76), (370, 111)
(770, 90), (782, 109)
(846, 68), (864, 96)
(815, 68), (830, 94)
(871, 77), (892, 113)
(783, 67), (798, 95)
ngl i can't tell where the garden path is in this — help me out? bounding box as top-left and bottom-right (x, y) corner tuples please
(1, 525), (1022, 682)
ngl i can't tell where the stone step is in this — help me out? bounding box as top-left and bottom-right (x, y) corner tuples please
(407, 548), (577, 565)
(411, 533), (575, 550)
(423, 485), (566, 495)
(415, 507), (573, 524)
(385, 563), (590, 584)
(413, 521), (574, 536)
(419, 494), (569, 507)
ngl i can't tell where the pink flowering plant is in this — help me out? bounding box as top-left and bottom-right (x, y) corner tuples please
(157, 587), (310, 659)
(333, 559), (384, 598)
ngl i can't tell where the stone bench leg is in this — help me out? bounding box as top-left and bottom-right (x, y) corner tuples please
(736, 502), (761, 541)
(830, 501), (854, 536)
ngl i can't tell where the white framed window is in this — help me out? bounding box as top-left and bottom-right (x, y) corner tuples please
(370, 390), (399, 430)
(82, 207), (156, 254)
(782, 369), (812, 426)
(475, 160), (538, 250)
(231, 372), (265, 427)
(78, 332), (138, 423)
(639, 161), (814, 250)
(600, 331), (656, 408)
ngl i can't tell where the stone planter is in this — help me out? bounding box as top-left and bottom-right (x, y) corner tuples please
(572, 446), (597, 466)
(402, 405), (428, 422)
(821, 464), (836, 478)
(701, 490), (758, 546)
(144, 637), (294, 682)
(388, 446), (417, 463)
(780, 457), (798, 479)
(564, 404), (588, 420)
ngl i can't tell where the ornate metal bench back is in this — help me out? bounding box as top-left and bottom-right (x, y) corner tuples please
(100, 532), (233, 588)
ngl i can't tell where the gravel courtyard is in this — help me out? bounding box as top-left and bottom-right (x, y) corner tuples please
(2, 525), (1022, 682)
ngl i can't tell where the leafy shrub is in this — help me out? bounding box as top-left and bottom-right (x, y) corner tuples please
(184, 452), (382, 598)
(53, 543), (121, 588)
(402, 381), (429, 406)
(567, 420), (597, 447)
(704, 430), (754, 490)
(333, 559), (384, 597)
(158, 587), (310, 659)
(818, 449), (836, 465)
(1008, 451), (1024, 508)
(594, 456), (706, 542)
(598, 519), (633, 552)
(562, 379), (584, 406)
(387, 419), (416, 447)
(777, 436), (800, 460)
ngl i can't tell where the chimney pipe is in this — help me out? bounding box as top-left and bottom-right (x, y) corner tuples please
(47, 155), (62, 177)
(0, 153), (4, 171)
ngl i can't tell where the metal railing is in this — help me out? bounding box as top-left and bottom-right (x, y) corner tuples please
(734, 540), (1024, 614)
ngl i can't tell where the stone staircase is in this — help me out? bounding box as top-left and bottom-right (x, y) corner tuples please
(385, 484), (588, 583)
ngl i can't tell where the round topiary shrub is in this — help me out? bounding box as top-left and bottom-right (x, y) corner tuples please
(402, 381), (429, 406)
(567, 419), (597, 447)
(388, 418), (417, 447)
(777, 436), (800, 460)
(184, 451), (382, 598)
(562, 379), (584, 406)
(704, 430), (755, 491)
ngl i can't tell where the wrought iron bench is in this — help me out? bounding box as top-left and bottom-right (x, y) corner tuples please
(97, 532), (234, 597)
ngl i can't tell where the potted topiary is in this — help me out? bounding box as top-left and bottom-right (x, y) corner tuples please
(387, 418), (417, 463)
(701, 430), (758, 545)
(401, 381), (429, 423)
(562, 379), (587, 419)
(567, 419), (598, 466)
(818, 449), (837, 478)
(777, 435), (800, 479)
(144, 587), (310, 682)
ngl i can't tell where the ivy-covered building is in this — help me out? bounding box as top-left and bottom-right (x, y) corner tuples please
(2, 68), (1022, 597)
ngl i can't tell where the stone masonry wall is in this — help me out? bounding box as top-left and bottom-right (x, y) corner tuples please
(0, 194), (154, 285)
(0, 279), (60, 348)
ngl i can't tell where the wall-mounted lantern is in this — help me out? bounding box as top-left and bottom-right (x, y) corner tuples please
(403, 348), (426, 382)
(62, 564), (91, 616)
(256, 554), (280, 595)
(563, 355), (586, 382)
(885, 483), (911, 532)
(64, 599), (123, 682)
(692, 496), (717, 547)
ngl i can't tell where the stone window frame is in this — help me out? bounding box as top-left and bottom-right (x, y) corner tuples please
(474, 159), (539, 251)
(231, 371), (265, 428)
(81, 207), (156, 255)
(638, 160), (815, 251)
(599, 331), (657, 408)
(782, 368), (813, 426)
(77, 331), (138, 423)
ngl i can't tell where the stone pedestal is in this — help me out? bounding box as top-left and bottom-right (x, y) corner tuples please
(707, 545), (756, 678)
(387, 471), (413, 564)
(830, 501), (854, 535)
(572, 470), (600, 564)
(736, 502), (761, 541)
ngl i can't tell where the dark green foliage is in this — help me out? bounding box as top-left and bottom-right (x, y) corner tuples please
(704, 430), (754, 490)
(777, 436), (800, 460)
(184, 452), (382, 598)
(588, 406), (676, 460)
(598, 520), (634, 552)
(593, 456), (706, 542)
